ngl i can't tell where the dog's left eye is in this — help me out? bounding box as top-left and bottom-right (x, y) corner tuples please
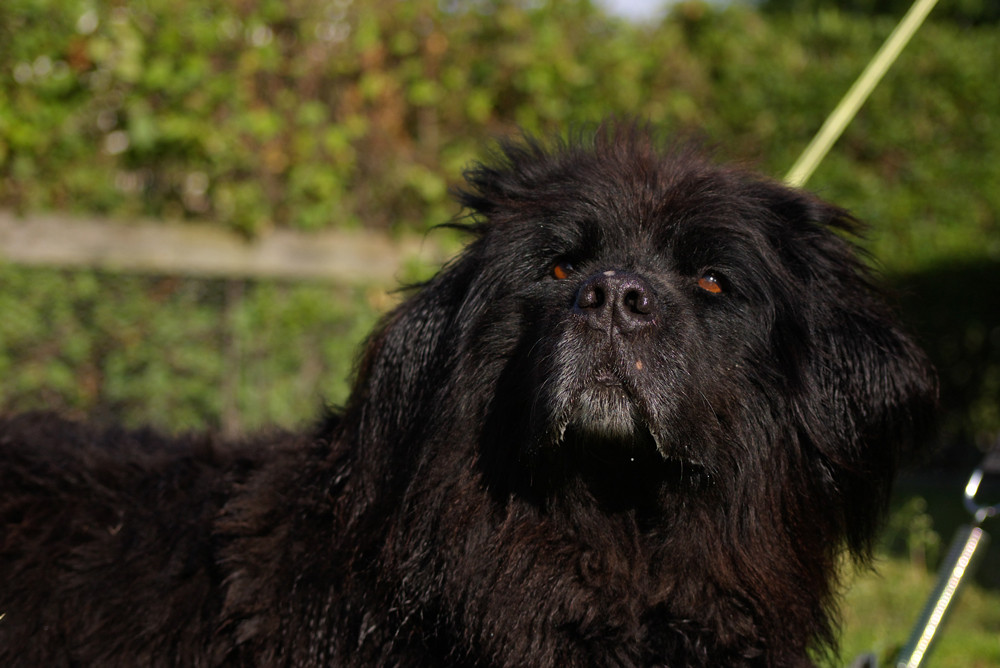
(697, 272), (724, 294)
(551, 261), (574, 280)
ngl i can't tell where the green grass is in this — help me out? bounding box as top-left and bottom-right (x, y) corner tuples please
(834, 554), (1000, 667)
(829, 480), (1000, 667)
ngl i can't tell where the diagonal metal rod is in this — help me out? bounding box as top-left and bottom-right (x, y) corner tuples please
(784, 0), (940, 188)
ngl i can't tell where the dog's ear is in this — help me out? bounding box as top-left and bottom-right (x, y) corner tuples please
(811, 293), (937, 554)
(764, 185), (938, 551)
(343, 255), (476, 450)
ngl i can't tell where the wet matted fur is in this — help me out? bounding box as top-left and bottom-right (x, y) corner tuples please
(0, 122), (936, 667)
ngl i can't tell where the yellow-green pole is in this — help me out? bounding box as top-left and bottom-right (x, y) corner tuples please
(784, 0), (940, 188)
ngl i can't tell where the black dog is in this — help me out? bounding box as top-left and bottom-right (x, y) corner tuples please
(0, 122), (935, 667)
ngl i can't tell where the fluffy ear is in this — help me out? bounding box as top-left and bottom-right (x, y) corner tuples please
(766, 186), (938, 552)
(812, 296), (937, 553)
(342, 255), (476, 450)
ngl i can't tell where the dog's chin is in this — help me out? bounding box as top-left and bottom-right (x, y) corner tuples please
(545, 391), (708, 507)
(566, 386), (647, 444)
(547, 382), (709, 484)
(552, 388), (656, 463)
(555, 382), (661, 455)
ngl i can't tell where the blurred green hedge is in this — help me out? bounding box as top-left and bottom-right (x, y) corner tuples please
(1, 1), (998, 445)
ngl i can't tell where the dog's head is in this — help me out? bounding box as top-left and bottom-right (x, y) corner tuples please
(349, 122), (936, 550)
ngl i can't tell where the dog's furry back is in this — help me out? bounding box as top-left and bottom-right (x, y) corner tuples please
(2, 414), (261, 664)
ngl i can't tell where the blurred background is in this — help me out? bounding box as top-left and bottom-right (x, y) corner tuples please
(1, 0), (997, 664)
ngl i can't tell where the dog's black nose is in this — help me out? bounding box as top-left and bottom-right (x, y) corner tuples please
(574, 270), (654, 333)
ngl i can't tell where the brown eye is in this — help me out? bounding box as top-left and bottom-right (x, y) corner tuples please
(697, 272), (723, 294)
(552, 262), (573, 280)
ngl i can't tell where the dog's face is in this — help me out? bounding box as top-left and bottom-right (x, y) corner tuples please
(353, 123), (934, 547)
(496, 190), (789, 468)
(407, 125), (938, 518)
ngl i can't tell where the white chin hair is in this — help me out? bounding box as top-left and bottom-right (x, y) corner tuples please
(568, 388), (643, 442)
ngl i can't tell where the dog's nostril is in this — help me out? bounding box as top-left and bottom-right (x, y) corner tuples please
(577, 284), (605, 310)
(623, 288), (652, 315)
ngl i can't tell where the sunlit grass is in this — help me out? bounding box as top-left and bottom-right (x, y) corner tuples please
(833, 554), (1000, 667)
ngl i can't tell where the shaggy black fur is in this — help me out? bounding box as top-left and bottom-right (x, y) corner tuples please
(0, 122), (936, 667)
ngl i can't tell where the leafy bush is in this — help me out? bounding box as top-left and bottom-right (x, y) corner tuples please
(0, 265), (381, 434)
(1, 1), (998, 443)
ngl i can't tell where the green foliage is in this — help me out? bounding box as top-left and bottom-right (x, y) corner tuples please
(761, 0), (1000, 26)
(0, 1), (995, 253)
(0, 2), (995, 237)
(833, 553), (1000, 667)
(0, 265), (380, 434)
(881, 496), (942, 569)
(1, 0), (998, 443)
(832, 481), (1000, 666)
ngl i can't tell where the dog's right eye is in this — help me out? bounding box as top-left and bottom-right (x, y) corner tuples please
(551, 261), (574, 280)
